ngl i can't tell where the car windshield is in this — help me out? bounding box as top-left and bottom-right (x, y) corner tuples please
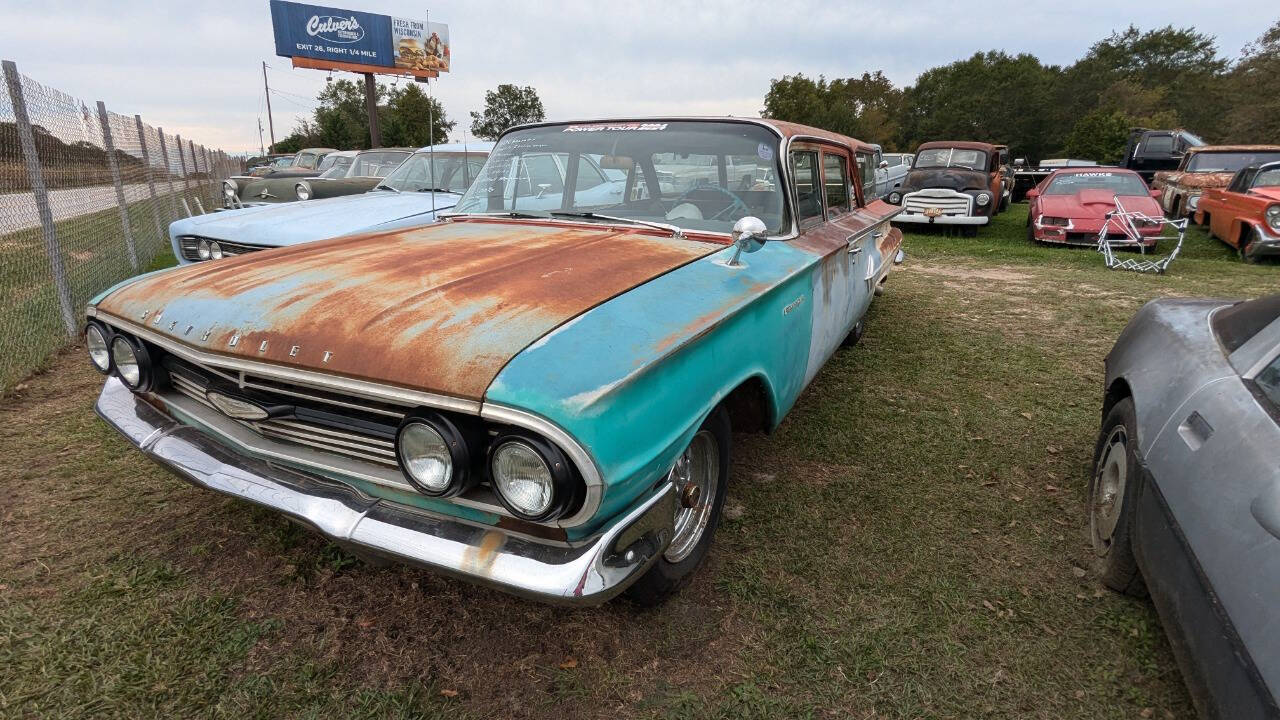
(350, 151), (409, 178)
(1253, 169), (1280, 188)
(1045, 171), (1149, 196)
(914, 148), (987, 171)
(1187, 151), (1280, 173)
(271, 157), (293, 168)
(318, 157), (353, 178)
(378, 151), (487, 193)
(453, 121), (788, 235)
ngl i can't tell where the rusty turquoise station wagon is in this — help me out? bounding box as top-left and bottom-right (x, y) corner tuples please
(85, 118), (904, 605)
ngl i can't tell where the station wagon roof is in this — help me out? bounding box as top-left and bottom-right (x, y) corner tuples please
(1186, 144), (1280, 155)
(915, 140), (1004, 153)
(501, 117), (875, 154)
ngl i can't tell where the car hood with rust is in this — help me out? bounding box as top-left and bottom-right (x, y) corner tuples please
(1157, 171), (1235, 190)
(1037, 189), (1161, 220)
(899, 167), (990, 193)
(170, 189), (462, 247)
(94, 220), (721, 401)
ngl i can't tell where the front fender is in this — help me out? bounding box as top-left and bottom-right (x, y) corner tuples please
(486, 240), (819, 533)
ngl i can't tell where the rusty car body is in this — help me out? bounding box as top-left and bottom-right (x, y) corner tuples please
(86, 117), (904, 605)
(1024, 167), (1164, 247)
(1092, 295), (1280, 717)
(885, 140), (1011, 235)
(227, 148), (416, 208)
(1195, 161), (1280, 262)
(1153, 145), (1280, 219)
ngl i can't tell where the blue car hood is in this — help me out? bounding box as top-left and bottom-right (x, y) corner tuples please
(172, 190), (461, 246)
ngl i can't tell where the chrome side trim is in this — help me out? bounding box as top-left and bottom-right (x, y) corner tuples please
(89, 309), (482, 414)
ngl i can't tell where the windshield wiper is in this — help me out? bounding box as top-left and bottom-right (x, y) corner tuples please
(438, 210), (552, 220)
(549, 212), (684, 238)
(415, 187), (453, 193)
(372, 184), (399, 193)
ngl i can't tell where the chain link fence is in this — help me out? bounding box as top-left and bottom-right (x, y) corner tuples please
(1, 60), (242, 393)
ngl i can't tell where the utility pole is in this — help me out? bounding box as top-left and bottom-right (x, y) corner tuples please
(262, 61), (276, 153)
(364, 72), (381, 148)
(257, 118), (265, 157)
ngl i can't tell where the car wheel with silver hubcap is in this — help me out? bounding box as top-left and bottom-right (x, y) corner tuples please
(626, 406), (730, 605)
(1089, 396), (1145, 596)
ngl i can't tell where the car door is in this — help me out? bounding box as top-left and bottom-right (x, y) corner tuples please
(1141, 315), (1280, 704)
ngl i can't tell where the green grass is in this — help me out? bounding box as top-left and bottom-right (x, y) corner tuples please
(1, 202), (1274, 718)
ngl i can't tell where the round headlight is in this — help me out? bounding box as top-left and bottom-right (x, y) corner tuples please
(1266, 205), (1280, 229)
(197, 238), (211, 260)
(1187, 195), (1199, 210)
(110, 335), (150, 391)
(398, 422), (453, 494)
(223, 180), (237, 198)
(85, 323), (111, 373)
(888, 191), (902, 204)
(295, 182), (311, 201)
(208, 241), (223, 260)
(491, 441), (555, 518)
(975, 192), (992, 206)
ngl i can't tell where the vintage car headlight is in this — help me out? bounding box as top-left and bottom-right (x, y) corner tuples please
(85, 322), (111, 373)
(197, 238), (211, 260)
(887, 191), (902, 205)
(295, 182), (311, 201)
(208, 241), (223, 260)
(1187, 195), (1200, 210)
(396, 413), (471, 497)
(223, 180), (237, 198)
(489, 434), (575, 521)
(975, 192), (992, 206)
(110, 334), (152, 391)
(1266, 204), (1280, 230)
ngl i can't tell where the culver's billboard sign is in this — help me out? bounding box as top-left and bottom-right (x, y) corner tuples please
(270, 0), (449, 72)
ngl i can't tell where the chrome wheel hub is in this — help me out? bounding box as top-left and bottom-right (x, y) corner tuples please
(665, 430), (719, 563)
(1091, 426), (1128, 553)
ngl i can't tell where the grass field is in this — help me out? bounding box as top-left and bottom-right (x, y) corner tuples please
(1, 204), (1275, 719)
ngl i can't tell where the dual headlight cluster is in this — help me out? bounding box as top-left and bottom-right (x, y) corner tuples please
(85, 321), (155, 392)
(1266, 204), (1280, 231)
(395, 412), (578, 522)
(196, 238), (224, 260)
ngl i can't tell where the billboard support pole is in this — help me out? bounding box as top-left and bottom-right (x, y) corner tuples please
(262, 61), (275, 152)
(364, 72), (380, 148)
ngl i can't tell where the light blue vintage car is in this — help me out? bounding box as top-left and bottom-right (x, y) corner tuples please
(170, 142), (493, 264)
(85, 118), (904, 605)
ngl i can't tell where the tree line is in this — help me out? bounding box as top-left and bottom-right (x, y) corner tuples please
(273, 81), (545, 153)
(763, 22), (1280, 163)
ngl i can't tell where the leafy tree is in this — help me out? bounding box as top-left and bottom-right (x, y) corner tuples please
(272, 132), (307, 154)
(382, 82), (455, 147)
(1063, 109), (1131, 163)
(762, 72), (904, 148)
(898, 51), (1060, 161)
(469, 84), (546, 140)
(1222, 19), (1280, 143)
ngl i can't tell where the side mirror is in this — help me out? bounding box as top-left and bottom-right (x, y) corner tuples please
(1025, 189), (1039, 200)
(1150, 189), (1162, 199)
(728, 216), (767, 266)
(879, 160), (889, 169)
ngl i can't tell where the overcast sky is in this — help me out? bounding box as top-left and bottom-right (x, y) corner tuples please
(1, 1), (1273, 154)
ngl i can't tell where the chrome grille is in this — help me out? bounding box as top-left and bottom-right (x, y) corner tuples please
(903, 190), (972, 216)
(177, 235), (268, 262)
(165, 360), (402, 468)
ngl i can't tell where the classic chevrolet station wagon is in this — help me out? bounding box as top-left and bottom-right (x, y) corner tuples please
(86, 118), (903, 605)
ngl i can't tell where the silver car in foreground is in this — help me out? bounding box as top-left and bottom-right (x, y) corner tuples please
(1093, 295), (1280, 718)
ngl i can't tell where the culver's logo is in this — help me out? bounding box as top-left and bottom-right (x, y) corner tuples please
(306, 14), (365, 43)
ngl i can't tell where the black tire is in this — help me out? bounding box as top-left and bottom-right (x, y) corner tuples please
(1089, 397), (1146, 596)
(1239, 228), (1259, 263)
(626, 406), (731, 606)
(841, 319), (864, 348)
(999, 192), (1010, 213)
(1025, 219), (1036, 244)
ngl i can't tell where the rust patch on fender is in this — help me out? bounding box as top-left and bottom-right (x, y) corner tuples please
(95, 219), (720, 400)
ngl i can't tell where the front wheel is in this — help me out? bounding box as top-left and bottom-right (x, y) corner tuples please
(1089, 397), (1145, 596)
(1239, 228), (1259, 263)
(626, 407), (730, 606)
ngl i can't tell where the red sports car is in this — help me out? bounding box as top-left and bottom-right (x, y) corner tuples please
(1025, 168), (1164, 247)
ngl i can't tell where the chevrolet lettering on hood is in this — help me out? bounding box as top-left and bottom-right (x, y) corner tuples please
(85, 117), (905, 606)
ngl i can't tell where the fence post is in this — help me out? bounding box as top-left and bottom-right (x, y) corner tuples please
(155, 128), (180, 221)
(133, 114), (166, 246)
(190, 140), (205, 205)
(3, 60), (76, 338)
(200, 146), (215, 208)
(96, 101), (138, 272)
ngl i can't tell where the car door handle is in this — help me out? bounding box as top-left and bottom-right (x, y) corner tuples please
(848, 244), (863, 257)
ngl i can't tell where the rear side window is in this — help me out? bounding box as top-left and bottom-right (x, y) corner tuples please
(1213, 295), (1280, 353)
(792, 151), (823, 225)
(823, 153), (850, 216)
(1143, 135), (1174, 154)
(1257, 353), (1280, 409)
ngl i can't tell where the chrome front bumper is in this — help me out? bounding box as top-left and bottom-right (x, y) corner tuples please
(95, 377), (676, 605)
(893, 213), (988, 226)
